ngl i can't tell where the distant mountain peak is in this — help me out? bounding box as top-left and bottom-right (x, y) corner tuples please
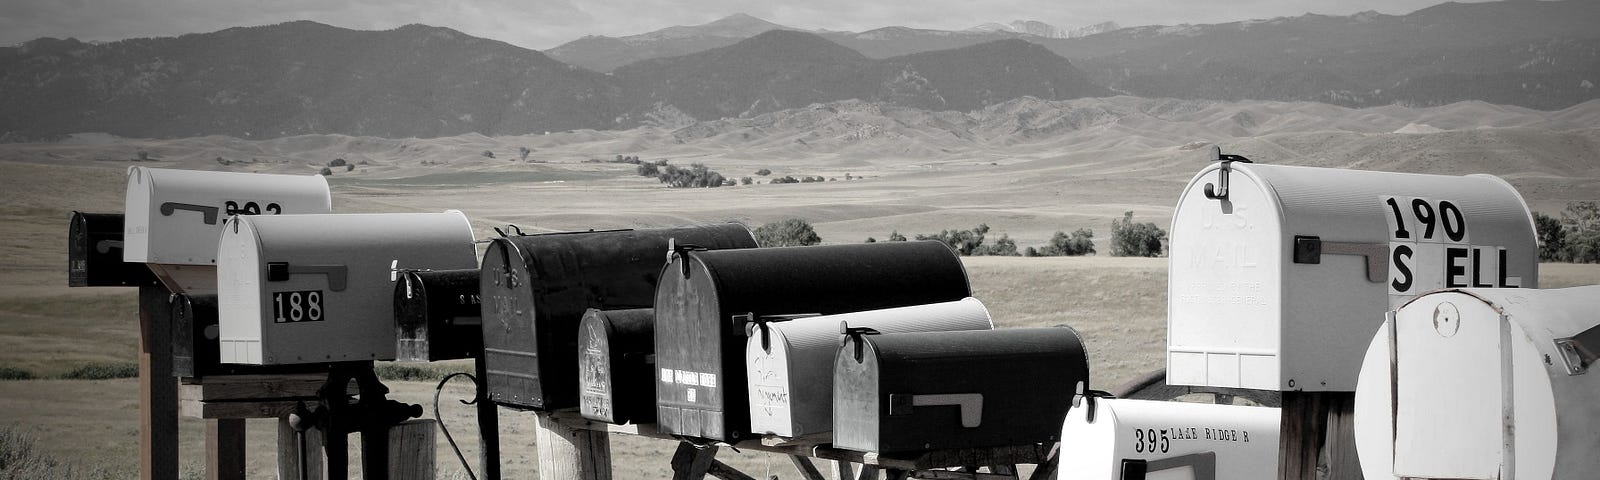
(966, 20), (1068, 38)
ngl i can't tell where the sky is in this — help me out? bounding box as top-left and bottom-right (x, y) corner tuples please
(1, 0), (1500, 51)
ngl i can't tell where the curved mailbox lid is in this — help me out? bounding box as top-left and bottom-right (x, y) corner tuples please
(1354, 285), (1600, 480)
(124, 166), (331, 264)
(1059, 398), (1280, 480)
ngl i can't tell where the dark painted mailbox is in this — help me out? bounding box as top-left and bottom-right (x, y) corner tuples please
(395, 269), (482, 362)
(654, 240), (972, 442)
(577, 308), (656, 424)
(68, 212), (151, 287)
(170, 294), (322, 378)
(833, 327), (1089, 453)
(479, 224), (757, 410)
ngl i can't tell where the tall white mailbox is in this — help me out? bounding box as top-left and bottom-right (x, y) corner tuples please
(744, 297), (994, 438)
(123, 167), (331, 294)
(1353, 286), (1600, 480)
(1059, 398), (1280, 480)
(216, 212), (476, 365)
(1167, 161), (1537, 391)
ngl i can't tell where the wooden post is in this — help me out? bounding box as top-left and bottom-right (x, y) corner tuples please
(277, 417), (325, 480)
(205, 419), (246, 480)
(387, 419), (437, 480)
(138, 283), (178, 480)
(1278, 391), (1363, 480)
(536, 413), (612, 480)
(670, 441), (717, 480)
(474, 355), (501, 480)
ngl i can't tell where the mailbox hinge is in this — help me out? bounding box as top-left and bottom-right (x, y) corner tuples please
(888, 393), (984, 428)
(1292, 235), (1388, 283)
(1554, 323), (1600, 376)
(266, 261), (350, 291)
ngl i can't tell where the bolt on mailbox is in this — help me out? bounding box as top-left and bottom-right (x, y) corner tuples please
(123, 167), (331, 294)
(654, 240), (972, 442)
(1353, 286), (1600, 480)
(833, 326), (1089, 453)
(1058, 398), (1280, 480)
(216, 212), (477, 365)
(577, 308), (656, 425)
(745, 297), (994, 439)
(394, 269), (483, 362)
(1167, 161), (1537, 391)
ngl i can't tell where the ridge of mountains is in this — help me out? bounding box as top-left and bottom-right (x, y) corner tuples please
(2, 0), (1596, 141)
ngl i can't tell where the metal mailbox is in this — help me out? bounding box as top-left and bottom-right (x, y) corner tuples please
(1058, 398), (1280, 480)
(1167, 161), (1537, 392)
(216, 212), (477, 365)
(577, 308), (656, 424)
(479, 224), (757, 410)
(170, 293), (323, 378)
(68, 212), (152, 287)
(1353, 286), (1600, 480)
(123, 167), (331, 294)
(655, 240), (972, 442)
(745, 297), (994, 438)
(833, 327), (1089, 453)
(394, 269), (483, 362)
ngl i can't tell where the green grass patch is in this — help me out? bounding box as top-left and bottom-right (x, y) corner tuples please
(59, 362), (138, 380)
(374, 362), (473, 382)
(328, 170), (610, 188)
(0, 366), (33, 380)
(0, 425), (121, 479)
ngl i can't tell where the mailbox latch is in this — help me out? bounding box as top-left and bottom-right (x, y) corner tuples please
(265, 261), (350, 291)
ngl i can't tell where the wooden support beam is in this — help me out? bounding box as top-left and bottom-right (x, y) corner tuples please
(138, 283), (178, 480)
(277, 417), (325, 480)
(833, 460), (855, 480)
(1278, 391), (1362, 480)
(206, 419), (246, 480)
(708, 460), (758, 480)
(671, 442), (719, 480)
(791, 455), (829, 480)
(387, 419), (437, 480)
(536, 412), (612, 480)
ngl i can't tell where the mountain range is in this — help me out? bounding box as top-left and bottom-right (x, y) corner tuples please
(1, 0), (1596, 140)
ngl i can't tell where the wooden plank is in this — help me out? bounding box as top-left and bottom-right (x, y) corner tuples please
(1278, 391), (1363, 480)
(536, 412), (613, 480)
(834, 460), (856, 480)
(388, 419), (437, 480)
(183, 399), (304, 419)
(670, 442), (719, 480)
(277, 417), (325, 480)
(205, 419), (246, 480)
(1321, 394), (1363, 480)
(139, 283), (178, 480)
(181, 374), (338, 401)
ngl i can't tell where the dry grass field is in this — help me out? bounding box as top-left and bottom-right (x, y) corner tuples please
(1, 98), (1597, 478)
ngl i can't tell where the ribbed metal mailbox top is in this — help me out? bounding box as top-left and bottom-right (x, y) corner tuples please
(833, 327), (1089, 453)
(124, 167), (332, 262)
(1168, 161), (1537, 392)
(1353, 286), (1600, 480)
(394, 269), (482, 362)
(746, 297), (994, 438)
(577, 308), (656, 424)
(478, 223), (757, 410)
(654, 240), (973, 442)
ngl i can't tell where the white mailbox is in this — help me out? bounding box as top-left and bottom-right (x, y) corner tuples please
(1059, 398), (1280, 480)
(745, 297), (993, 438)
(123, 167), (331, 294)
(216, 212), (476, 365)
(1167, 161), (1537, 391)
(1353, 286), (1600, 480)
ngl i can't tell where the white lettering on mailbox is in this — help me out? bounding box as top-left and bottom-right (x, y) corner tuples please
(1384, 196), (1520, 297)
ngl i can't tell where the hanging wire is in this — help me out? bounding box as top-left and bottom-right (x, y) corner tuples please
(434, 372), (481, 480)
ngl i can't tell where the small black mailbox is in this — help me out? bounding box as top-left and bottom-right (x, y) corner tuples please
(395, 269), (483, 362)
(577, 308), (656, 424)
(654, 240), (972, 442)
(170, 294), (321, 378)
(68, 212), (151, 287)
(833, 327), (1089, 453)
(479, 224), (757, 410)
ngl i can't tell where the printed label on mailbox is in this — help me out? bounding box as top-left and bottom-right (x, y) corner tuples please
(1383, 196), (1520, 298)
(272, 290), (325, 323)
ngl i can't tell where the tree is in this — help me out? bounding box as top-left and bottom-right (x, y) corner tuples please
(753, 219), (822, 247)
(345, 164), (355, 172)
(1535, 212), (1565, 261)
(1561, 202), (1600, 263)
(482, 150), (495, 158)
(519, 146), (532, 161)
(319, 167), (333, 176)
(978, 234), (1020, 256)
(755, 168), (772, 176)
(740, 177), (753, 185)
(888, 231), (907, 242)
(329, 158), (347, 167)
(917, 224), (990, 255)
(1038, 229), (1096, 256)
(1110, 212), (1166, 257)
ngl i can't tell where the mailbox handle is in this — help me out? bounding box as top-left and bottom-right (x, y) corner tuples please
(888, 393), (984, 427)
(95, 239), (123, 254)
(159, 202), (220, 225)
(1292, 236), (1388, 283)
(1121, 452), (1218, 480)
(266, 262), (349, 291)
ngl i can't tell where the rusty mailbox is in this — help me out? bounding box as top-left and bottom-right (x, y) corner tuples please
(833, 326), (1089, 453)
(654, 240), (972, 442)
(746, 297), (994, 439)
(68, 212), (152, 287)
(394, 269), (483, 362)
(1168, 160), (1537, 392)
(577, 308), (656, 424)
(478, 224), (757, 410)
(216, 212), (478, 365)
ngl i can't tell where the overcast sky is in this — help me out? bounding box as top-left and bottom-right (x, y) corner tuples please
(3, 0), (1496, 50)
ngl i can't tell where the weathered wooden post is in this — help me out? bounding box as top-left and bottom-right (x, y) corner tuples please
(536, 414), (611, 480)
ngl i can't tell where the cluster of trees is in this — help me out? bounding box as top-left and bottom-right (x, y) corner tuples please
(637, 160), (731, 188)
(1109, 211), (1167, 257)
(1535, 201), (1600, 263)
(317, 158), (356, 175)
(862, 212), (1166, 258)
(753, 218), (824, 247)
(769, 175), (828, 184)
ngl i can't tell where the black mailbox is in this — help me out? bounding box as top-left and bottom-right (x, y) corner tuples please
(577, 308), (656, 424)
(395, 269), (483, 362)
(170, 294), (322, 378)
(479, 224), (757, 410)
(654, 240), (972, 442)
(833, 327), (1089, 453)
(68, 212), (152, 287)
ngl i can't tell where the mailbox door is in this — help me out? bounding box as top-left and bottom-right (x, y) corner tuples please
(395, 269), (482, 362)
(578, 308), (656, 424)
(69, 212), (151, 287)
(1060, 399), (1280, 480)
(654, 256), (728, 438)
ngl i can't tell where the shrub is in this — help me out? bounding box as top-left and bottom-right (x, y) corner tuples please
(740, 177), (753, 185)
(329, 158), (347, 167)
(481, 150), (495, 158)
(319, 167), (333, 176)
(976, 234), (1020, 256)
(0, 426), (119, 478)
(375, 363), (472, 382)
(519, 146), (531, 161)
(770, 176), (799, 184)
(345, 164), (355, 172)
(1110, 212), (1166, 257)
(888, 231), (906, 242)
(61, 362), (138, 380)
(1037, 229), (1096, 256)
(916, 224), (990, 255)
(1536, 212), (1565, 261)
(0, 366), (33, 380)
(753, 218), (822, 247)
(755, 168), (772, 176)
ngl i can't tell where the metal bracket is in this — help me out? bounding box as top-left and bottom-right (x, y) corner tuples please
(266, 262), (350, 291)
(1203, 153), (1253, 201)
(159, 202), (220, 224)
(888, 393), (984, 427)
(1292, 235), (1388, 283)
(1554, 323), (1600, 376)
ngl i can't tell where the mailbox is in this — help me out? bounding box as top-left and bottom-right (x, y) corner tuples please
(123, 167), (331, 294)
(833, 327), (1089, 453)
(170, 293), (323, 378)
(68, 212), (152, 287)
(746, 297), (994, 439)
(1167, 161), (1537, 391)
(577, 308), (656, 424)
(1353, 286), (1600, 480)
(394, 269), (483, 362)
(655, 240), (972, 442)
(479, 224), (757, 410)
(1058, 398), (1280, 480)
(216, 212), (476, 365)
